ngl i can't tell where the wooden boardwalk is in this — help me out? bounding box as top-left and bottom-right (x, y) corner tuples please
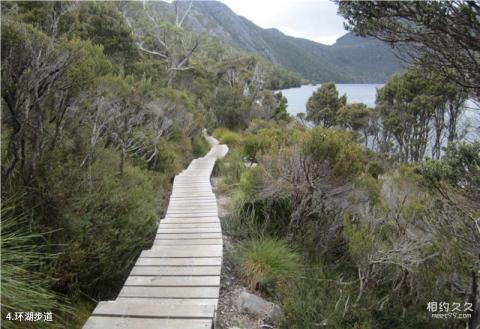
(83, 136), (228, 329)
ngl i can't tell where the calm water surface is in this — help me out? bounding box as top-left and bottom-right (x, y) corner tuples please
(281, 83), (383, 115)
(281, 83), (479, 141)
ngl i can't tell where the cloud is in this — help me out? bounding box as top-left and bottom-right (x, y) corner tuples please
(218, 0), (347, 45)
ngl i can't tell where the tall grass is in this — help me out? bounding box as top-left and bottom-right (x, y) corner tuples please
(1, 201), (72, 329)
(231, 238), (300, 295)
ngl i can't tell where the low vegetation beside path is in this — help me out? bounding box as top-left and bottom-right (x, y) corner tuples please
(213, 123), (479, 329)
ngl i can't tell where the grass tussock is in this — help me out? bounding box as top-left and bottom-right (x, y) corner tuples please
(1, 202), (73, 329)
(232, 238), (300, 294)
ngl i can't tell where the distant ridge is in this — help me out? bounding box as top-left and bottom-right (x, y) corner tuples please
(182, 1), (404, 83)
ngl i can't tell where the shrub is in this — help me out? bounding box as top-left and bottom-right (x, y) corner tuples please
(54, 157), (161, 299)
(214, 147), (247, 187)
(231, 238), (300, 295)
(192, 135), (210, 157)
(214, 128), (243, 148)
(243, 135), (264, 161)
(238, 166), (265, 199)
(303, 127), (365, 178)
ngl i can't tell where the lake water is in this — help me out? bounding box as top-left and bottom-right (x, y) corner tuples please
(281, 83), (383, 115)
(281, 83), (479, 142)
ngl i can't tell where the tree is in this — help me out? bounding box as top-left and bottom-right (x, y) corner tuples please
(376, 68), (468, 162)
(418, 142), (480, 329)
(337, 103), (373, 147)
(337, 0), (480, 95)
(377, 70), (437, 162)
(1, 19), (111, 186)
(306, 83), (346, 127)
(122, 2), (199, 88)
(257, 91), (289, 122)
(77, 2), (138, 65)
(212, 86), (251, 130)
(273, 92), (289, 122)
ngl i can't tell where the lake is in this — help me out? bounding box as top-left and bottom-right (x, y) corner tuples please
(281, 83), (479, 142)
(280, 83), (383, 116)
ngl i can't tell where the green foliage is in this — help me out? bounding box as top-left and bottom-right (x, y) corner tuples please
(342, 216), (375, 260)
(192, 135), (210, 157)
(76, 2), (138, 65)
(273, 92), (289, 121)
(243, 135), (265, 162)
(375, 67), (467, 162)
(213, 86), (252, 130)
(218, 115), (477, 329)
(232, 238), (300, 294)
(418, 141), (480, 214)
(214, 147), (246, 188)
(1, 202), (72, 329)
(304, 127), (365, 178)
(278, 267), (351, 329)
(212, 128), (244, 148)
(0, 1), (312, 327)
(238, 166), (266, 199)
(337, 0), (479, 90)
(306, 82), (346, 127)
(337, 103), (372, 131)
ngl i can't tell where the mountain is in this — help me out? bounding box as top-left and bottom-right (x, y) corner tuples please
(182, 1), (404, 83)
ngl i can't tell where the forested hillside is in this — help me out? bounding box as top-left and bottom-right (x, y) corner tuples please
(0, 2), (297, 327)
(1, 1), (479, 329)
(183, 1), (405, 83)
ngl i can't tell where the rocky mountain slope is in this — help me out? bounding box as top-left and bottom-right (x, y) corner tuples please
(183, 1), (404, 83)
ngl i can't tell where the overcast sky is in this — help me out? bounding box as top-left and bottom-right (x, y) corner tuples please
(219, 0), (347, 45)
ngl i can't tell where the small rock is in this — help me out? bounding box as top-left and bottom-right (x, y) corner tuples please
(265, 303), (282, 325)
(236, 290), (282, 324)
(236, 291), (271, 317)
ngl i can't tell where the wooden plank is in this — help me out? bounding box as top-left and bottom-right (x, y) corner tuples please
(83, 317), (212, 329)
(157, 228), (221, 234)
(167, 203), (216, 207)
(168, 201), (218, 205)
(154, 233), (222, 240)
(160, 218), (219, 224)
(165, 214), (220, 218)
(130, 266), (221, 276)
(167, 204), (217, 207)
(125, 276), (220, 287)
(172, 190), (213, 193)
(167, 205), (218, 209)
(169, 196), (216, 200)
(135, 257), (221, 266)
(172, 187), (212, 193)
(158, 223), (221, 228)
(119, 286), (219, 299)
(166, 209), (218, 213)
(170, 196), (215, 199)
(93, 301), (215, 318)
(82, 139), (228, 329)
(141, 244), (222, 257)
(166, 212), (219, 217)
(116, 297), (218, 306)
(154, 238), (223, 246)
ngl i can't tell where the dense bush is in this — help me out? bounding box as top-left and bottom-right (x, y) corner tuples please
(212, 128), (244, 147)
(218, 123), (478, 329)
